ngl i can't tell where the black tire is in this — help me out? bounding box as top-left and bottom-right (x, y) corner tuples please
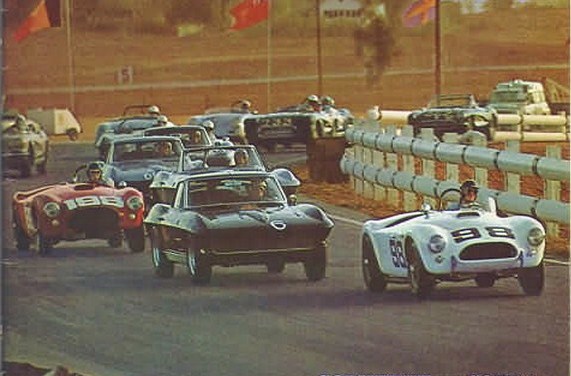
(126, 226), (145, 253)
(266, 260), (285, 274)
(407, 241), (435, 299)
(107, 232), (123, 248)
(475, 273), (496, 288)
(20, 151), (33, 178)
(518, 262), (544, 296)
(150, 229), (174, 278)
(14, 222), (30, 252)
(67, 128), (79, 141)
(35, 232), (52, 256)
(362, 235), (387, 293)
(187, 248), (212, 285)
(304, 243), (327, 282)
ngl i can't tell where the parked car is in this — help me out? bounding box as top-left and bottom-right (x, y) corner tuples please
(243, 102), (354, 151)
(487, 79), (551, 115)
(103, 136), (184, 207)
(143, 125), (213, 148)
(12, 164), (146, 255)
(149, 144), (300, 206)
(145, 170), (334, 284)
(361, 188), (545, 299)
(407, 94), (497, 141)
(2, 113), (49, 177)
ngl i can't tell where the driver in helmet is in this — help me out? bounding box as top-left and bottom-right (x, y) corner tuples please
(321, 95), (336, 109)
(233, 148), (249, 167)
(202, 120), (217, 141)
(239, 99), (252, 113)
(303, 94), (322, 112)
(154, 115), (169, 127)
(148, 105), (161, 117)
(85, 161), (114, 186)
(459, 179), (479, 206)
(447, 179), (479, 210)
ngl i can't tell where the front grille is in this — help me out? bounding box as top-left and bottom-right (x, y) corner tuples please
(69, 207), (119, 236)
(459, 242), (517, 261)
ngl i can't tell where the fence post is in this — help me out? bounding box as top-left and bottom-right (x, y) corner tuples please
(442, 133), (460, 183)
(545, 145), (562, 237)
(471, 135), (488, 189)
(385, 126), (399, 205)
(420, 128), (437, 207)
(363, 147), (375, 199)
(402, 126), (416, 211)
(373, 149), (386, 201)
(505, 140), (520, 194)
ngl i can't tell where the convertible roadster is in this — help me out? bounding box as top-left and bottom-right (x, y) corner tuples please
(361, 188), (546, 298)
(243, 104), (354, 151)
(104, 136), (184, 206)
(12, 164), (146, 255)
(407, 94), (497, 141)
(149, 145), (300, 205)
(144, 170), (334, 284)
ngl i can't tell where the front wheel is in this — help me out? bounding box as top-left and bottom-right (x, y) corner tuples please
(126, 226), (145, 253)
(304, 244), (327, 282)
(407, 241), (435, 299)
(150, 229), (174, 278)
(187, 248), (212, 285)
(518, 262), (544, 296)
(35, 232), (52, 256)
(362, 235), (387, 293)
(14, 222), (31, 252)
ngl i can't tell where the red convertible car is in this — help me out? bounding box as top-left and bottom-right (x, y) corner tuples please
(12, 164), (146, 255)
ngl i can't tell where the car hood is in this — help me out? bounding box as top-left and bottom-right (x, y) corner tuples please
(13, 182), (135, 204)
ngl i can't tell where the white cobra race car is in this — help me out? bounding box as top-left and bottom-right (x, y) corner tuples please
(361, 188), (546, 299)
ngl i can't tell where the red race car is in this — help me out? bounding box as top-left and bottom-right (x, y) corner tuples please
(12, 162), (146, 255)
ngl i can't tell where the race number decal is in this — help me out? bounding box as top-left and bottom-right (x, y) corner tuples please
(485, 226), (515, 239)
(389, 238), (407, 268)
(64, 196), (124, 210)
(451, 228), (480, 243)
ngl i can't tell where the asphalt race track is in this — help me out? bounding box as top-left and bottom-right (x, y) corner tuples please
(2, 143), (569, 376)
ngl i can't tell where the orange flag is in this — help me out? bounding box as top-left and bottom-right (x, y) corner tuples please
(14, 0), (61, 42)
(230, 0), (269, 30)
(402, 0), (436, 28)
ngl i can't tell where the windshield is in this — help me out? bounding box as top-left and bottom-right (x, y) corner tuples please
(181, 147), (265, 171)
(185, 176), (285, 208)
(111, 140), (182, 164)
(489, 91), (526, 103)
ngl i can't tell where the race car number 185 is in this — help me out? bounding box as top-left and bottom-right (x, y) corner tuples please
(64, 196), (124, 210)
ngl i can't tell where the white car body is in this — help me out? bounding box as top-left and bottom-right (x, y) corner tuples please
(361, 199), (546, 298)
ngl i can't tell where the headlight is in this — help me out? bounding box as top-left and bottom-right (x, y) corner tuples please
(126, 196), (144, 211)
(42, 202), (61, 218)
(428, 234), (446, 253)
(527, 227), (545, 246)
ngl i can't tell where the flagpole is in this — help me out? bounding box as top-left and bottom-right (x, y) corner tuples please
(266, 0), (271, 113)
(435, 0), (441, 101)
(65, 0), (75, 111)
(316, 0), (323, 96)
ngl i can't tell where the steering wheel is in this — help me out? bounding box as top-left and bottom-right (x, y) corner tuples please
(437, 187), (461, 211)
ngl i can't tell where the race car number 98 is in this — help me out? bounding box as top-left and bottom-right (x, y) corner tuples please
(64, 196), (124, 210)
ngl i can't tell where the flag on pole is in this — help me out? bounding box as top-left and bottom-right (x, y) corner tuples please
(14, 0), (62, 42)
(230, 0), (269, 30)
(402, 0), (436, 28)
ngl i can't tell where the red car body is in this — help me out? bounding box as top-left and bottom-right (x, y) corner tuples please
(12, 181), (146, 255)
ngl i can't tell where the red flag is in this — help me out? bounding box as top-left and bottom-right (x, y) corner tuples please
(402, 0), (435, 28)
(230, 0), (269, 30)
(14, 0), (61, 42)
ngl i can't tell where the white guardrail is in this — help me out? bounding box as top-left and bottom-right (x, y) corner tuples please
(340, 124), (570, 237)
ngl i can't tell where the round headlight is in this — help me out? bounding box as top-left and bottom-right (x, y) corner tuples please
(428, 234), (446, 253)
(527, 227), (545, 246)
(42, 202), (61, 218)
(126, 196), (144, 211)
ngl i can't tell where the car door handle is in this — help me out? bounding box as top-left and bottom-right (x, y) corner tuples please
(157, 217), (165, 221)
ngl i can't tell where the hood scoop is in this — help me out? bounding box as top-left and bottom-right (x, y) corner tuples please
(456, 211), (481, 218)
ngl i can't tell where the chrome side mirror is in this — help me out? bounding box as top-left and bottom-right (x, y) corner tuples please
(117, 181), (127, 189)
(421, 202), (432, 217)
